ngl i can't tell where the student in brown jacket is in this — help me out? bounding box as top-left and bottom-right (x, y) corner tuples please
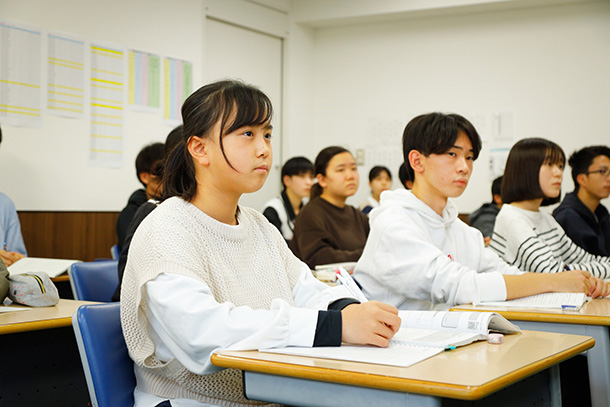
(290, 146), (370, 269)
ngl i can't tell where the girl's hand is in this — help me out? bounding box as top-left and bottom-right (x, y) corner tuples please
(552, 269), (592, 293)
(0, 250), (24, 267)
(587, 276), (610, 298)
(341, 301), (401, 348)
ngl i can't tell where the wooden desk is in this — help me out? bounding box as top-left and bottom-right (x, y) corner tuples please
(0, 299), (98, 406)
(213, 330), (593, 407)
(452, 299), (610, 407)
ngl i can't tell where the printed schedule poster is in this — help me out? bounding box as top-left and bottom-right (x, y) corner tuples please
(163, 57), (192, 123)
(47, 32), (85, 118)
(128, 50), (161, 110)
(0, 20), (42, 127)
(89, 43), (124, 168)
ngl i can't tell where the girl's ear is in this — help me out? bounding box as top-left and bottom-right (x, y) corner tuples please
(187, 136), (210, 166)
(409, 150), (425, 174)
(316, 173), (327, 188)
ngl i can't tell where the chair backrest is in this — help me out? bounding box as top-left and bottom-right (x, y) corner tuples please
(110, 244), (121, 260)
(69, 260), (119, 302)
(72, 303), (135, 407)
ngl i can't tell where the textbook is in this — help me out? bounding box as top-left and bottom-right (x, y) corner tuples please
(7, 257), (80, 278)
(475, 292), (589, 311)
(259, 310), (520, 368)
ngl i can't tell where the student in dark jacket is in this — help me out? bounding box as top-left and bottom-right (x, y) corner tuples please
(553, 146), (610, 256)
(290, 146), (369, 269)
(470, 176), (503, 245)
(116, 142), (165, 248)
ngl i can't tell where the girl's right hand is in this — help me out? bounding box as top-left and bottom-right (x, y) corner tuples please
(341, 301), (401, 348)
(552, 269), (592, 293)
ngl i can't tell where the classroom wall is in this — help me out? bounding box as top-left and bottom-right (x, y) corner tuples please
(298, 1), (610, 212)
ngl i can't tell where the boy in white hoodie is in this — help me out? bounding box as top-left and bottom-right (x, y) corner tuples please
(354, 112), (607, 310)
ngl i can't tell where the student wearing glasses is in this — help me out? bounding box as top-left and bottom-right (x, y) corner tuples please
(553, 146), (610, 256)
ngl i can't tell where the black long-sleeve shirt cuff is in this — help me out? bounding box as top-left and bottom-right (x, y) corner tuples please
(312, 298), (360, 347)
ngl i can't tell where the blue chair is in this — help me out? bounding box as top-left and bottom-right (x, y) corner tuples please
(72, 303), (135, 407)
(69, 260), (119, 302)
(111, 244), (121, 260)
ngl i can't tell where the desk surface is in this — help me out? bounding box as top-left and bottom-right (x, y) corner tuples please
(212, 330), (593, 401)
(451, 298), (610, 325)
(0, 299), (99, 334)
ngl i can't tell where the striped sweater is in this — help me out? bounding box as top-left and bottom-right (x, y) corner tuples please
(490, 204), (610, 278)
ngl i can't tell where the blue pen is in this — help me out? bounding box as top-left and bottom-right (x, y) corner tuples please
(561, 304), (580, 311)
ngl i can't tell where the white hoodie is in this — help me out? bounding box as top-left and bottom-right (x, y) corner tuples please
(353, 189), (521, 310)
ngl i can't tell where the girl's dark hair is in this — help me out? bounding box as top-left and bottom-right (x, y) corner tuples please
(310, 146), (350, 200)
(281, 156), (314, 190)
(162, 80), (273, 201)
(501, 138), (565, 206)
(402, 112), (482, 171)
(369, 166), (392, 182)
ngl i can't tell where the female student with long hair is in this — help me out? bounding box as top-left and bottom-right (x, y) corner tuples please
(490, 138), (610, 281)
(120, 80), (400, 407)
(290, 146), (370, 269)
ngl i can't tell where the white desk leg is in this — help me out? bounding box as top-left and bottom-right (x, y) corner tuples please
(517, 321), (610, 407)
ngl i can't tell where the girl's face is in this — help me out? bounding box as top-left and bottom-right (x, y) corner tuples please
(370, 171), (392, 200)
(204, 118), (273, 195)
(285, 172), (315, 199)
(318, 152), (359, 200)
(539, 158), (564, 199)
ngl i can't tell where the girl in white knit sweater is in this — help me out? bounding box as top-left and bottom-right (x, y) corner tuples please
(490, 138), (610, 280)
(120, 80), (401, 407)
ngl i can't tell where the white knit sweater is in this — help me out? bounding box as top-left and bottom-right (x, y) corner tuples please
(121, 197), (348, 407)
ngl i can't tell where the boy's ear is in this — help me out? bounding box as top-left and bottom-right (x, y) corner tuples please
(187, 136), (210, 166)
(138, 172), (152, 186)
(316, 173), (327, 188)
(408, 150), (425, 174)
(576, 173), (587, 188)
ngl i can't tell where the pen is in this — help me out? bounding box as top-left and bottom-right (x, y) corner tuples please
(336, 267), (368, 303)
(561, 305), (580, 311)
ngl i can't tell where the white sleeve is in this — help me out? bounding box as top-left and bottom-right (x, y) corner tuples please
(371, 220), (508, 306)
(291, 262), (358, 308)
(145, 273), (319, 375)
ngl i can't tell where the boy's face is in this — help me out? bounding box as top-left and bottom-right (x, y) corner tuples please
(414, 132), (474, 200)
(579, 155), (610, 200)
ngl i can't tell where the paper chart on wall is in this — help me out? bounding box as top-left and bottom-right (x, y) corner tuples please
(47, 32), (85, 118)
(0, 19), (42, 127)
(163, 57), (192, 124)
(89, 43), (125, 168)
(128, 49), (161, 111)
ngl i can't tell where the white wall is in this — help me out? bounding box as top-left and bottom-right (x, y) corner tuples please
(303, 1), (610, 211)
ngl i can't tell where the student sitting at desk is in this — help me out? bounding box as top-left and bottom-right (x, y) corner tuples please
(553, 145), (610, 256)
(490, 138), (610, 279)
(120, 80), (401, 407)
(290, 146), (370, 269)
(116, 142), (165, 249)
(469, 175), (503, 246)
(111, 125), (183, 302)
(354, 113), (608, 310)
(262, 156), (314, 243)
(0, 124), (27, 266)
(360, 165), (392, 215)
(398, 161), (414, 190)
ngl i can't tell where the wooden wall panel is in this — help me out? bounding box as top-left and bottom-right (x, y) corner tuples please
(18, 212), (120, 262)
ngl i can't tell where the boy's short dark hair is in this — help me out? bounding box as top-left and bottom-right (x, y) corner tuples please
(135, 142), (165, 187)
(398, 162), (414, 188)
(501, 138), (565, 206)
(567, 146), (610, 192)
(491, 176), (503, 203)
(369, 166), (391, 182)
(402, 113), (482, 170)
(281, 156), (314, 189)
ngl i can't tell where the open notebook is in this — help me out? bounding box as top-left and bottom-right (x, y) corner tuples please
(475, 292), (589, 311)
(8, 257), (80, 278)
(258, 310), (520, 368)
